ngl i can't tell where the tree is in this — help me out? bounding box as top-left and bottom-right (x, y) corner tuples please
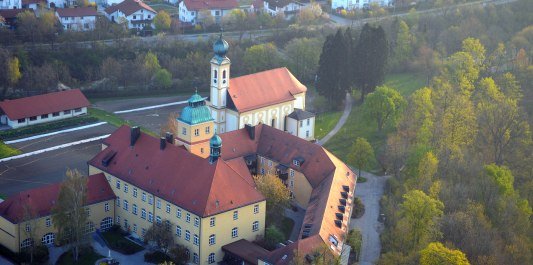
(168, 244), (189, 264)
(399, 190), (444, 249)
(21, 204), (39, 264)
(16, 10), (39, 43)
(198, 10), (215, 30)
(347, 137), (375, 178)
(420, 242), (470, 265)
(264, 225), (285, 249)
(7, 57), (21, 87)
(154, 68), (172, 89)
(52, 169), (89, 262)
(392, 20), (414, 69)
(354, 23), (388, 101)
(253, 174), (290, 225)
(243, 43), (282, 74)
(222, 9), (249, 42)
(362, 86), (405, 131)
(316, 30), (350, 103)
(154, 11), (171, 32)
(346, 229), (362, 261)
(285, 38), (321, 82)
(296, 3), (322, 25)
(144, 220), (175, 254)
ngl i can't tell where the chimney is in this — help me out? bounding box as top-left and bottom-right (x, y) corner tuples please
(160, 137), (166, 150)
(245, 124), (255, 140)
(130, 126), (141, 146)
(165, 132), (173, 144)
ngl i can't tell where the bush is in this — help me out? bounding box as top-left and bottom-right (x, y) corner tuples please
(144, 251), (172, 264)
(101, 226), (144, 255)
(264, 225), (286, 250)
(352, 197), (365, 219)
(20, 245), (49, 264)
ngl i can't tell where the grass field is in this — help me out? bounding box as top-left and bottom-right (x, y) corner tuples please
(148, 3), (179, 16)
(324, 73), (426, 172)
(0, 141), (20, 159)
(315, 111), (343, 140)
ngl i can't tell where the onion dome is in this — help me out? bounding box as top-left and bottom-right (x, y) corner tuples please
(178, 91), (214, 125)
(213, 34), (229, 58)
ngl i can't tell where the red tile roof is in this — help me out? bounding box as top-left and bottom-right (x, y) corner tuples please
(222, 239), (271, 264)
(0, 89), (90, 120)
(227, 67), (307, 112)
(56, 7), (99, 17)
(105, 0), (157, 16)
(88, 126), (265, 217)
(182, 0), (239, 11)
(0, 8), (33, 19)
(0, 173), (115, 224)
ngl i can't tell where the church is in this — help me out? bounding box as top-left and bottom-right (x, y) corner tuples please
(208, 35), (316, 141)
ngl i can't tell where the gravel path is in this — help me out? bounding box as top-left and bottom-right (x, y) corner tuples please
(350, 171), (390, 265)
(317, 92), (353, 146)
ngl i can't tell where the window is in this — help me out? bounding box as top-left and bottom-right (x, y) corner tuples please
(85, 207), (91, 216)
(214, 69), (217, 80)
(209, 234), (215, 245)
(133, 204), (138, 215)
(186, 213), (190, 223)
(124, 219), (128, 229)
(306, 130), (309, 138)
(201, 148), (204, 154)
(74, 108), (82, 113)
(123, 200), (129, 211)
(254, 204), (259, 214)
(149, 195), (153, 205)
(133, 224), (137, 233)
(148, 14), (151, 18)
(290, 180), (294, 188)
(233, 211), (238, 220)
(269, 160), (273, 167)
(133, 15), (136, 19)
(141, 209), (146, 219)
(194, 217), (199, 227)
(223, 70), (226, 79)
(299, 121), (303, 127)
(142, 228), (146, 237)
(182, 128), (187, 135)
(105, 202), (109, 212)
(156, 199), (161, 209)
(117, 216), (120, 224)
(46, 218), (51, 227)
(253, 221), (259, 232)
(133, 188), (137, 197)
(52, 112), (60, 117)
(124, 184), (128, 193)
(290, 169), (295, 177)
(29, 116), (37, 121)
(208, 253), (215, 264)
(142, 192), (146, 202)
(193, 234), (199, 246)
(148, 212), (153, 223)
(116, 197), (121, 207)
(307, 118), (310, 126)
(193, 253), (199, 264)
(20, 238), (33, 249)
(41, 114), (48, 119)
(185, 230), (190, 241)
(166, 204), (170, 213)
(64, 110), (71, 114)
(293, 160), (300, 166)
(116, 180), (121, 189)
(17, 118), (25, 123)
(176, 209), (182, 219)
(194, 128), (199, 136)
(205, 126), (210, 134)
(100, 217), (113, 231)
(156, 216), (162, 225)
(231, 227), (238, 238)
(176, 226), (182, 237)
(210, 217), (215, 227)
(215, 10), (220, 16)
(260, 168), (265, 175)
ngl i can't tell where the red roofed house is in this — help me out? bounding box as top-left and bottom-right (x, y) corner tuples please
(0, 89), (90, 129)
(55, 7), (99, 31)
(104, 0), (157, 30)
(0, 173), (116, 253)
(208, 35), (315, 140)
(178, 0), (240, 24)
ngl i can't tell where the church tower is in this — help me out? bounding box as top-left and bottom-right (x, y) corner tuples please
(209, 34), (230, 134)
(175, 92), (214, 158)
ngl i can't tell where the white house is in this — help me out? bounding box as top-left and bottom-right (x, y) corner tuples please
(332, 0), (392, 11)
(178, 0), (238, 25)
(56, 7), (98, 31)
(104, 0), (156, 29)
(263, 0), (303, 16)
(0, 89), (90, 129)
(286, 108), (315, 141)
(0, 0), (22, 9)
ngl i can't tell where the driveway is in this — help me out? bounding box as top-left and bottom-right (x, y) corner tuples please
(350, 171), (389, 265)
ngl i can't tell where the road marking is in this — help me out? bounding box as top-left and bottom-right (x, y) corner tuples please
(114, 101), (187, 114)
(4, 122), (108, 144)
(0, 134), (110, 163)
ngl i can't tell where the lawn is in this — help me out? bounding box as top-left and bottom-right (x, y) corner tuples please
(88, 108), (157, 137)
(314, 111), (343, 140)
(56, 246), (104, 265)
(324, 73), (426, 172)
(148, 3), (179, 16)
(101, 229), (144, 255)
(0, 141), (20, 159)
(279, 217), (295, 240)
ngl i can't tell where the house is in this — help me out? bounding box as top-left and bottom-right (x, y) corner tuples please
(0, 0), (22, 9)
(0, 8), (31, 29)
(56, 7), (98, 31)
(21, 0), (46, 9)
(0, 173), (116, 253)
(208, 35), (316, 140)
(263, 0), (303, 16)
(332, 0), (392, 11)
(178, 0), (238, 25)
(0, 89), (90, 129)
(104, 0), (157, 29)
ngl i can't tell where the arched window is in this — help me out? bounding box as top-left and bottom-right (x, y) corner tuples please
(208, 253), (215, 264)
(20, 238), (34, 249)
(222, 70), (226, 79)
(41, 233), (55, 246)
(213, 70), (217, 83)
(84, 221), (95, 234)
(100, 217), (113, 231)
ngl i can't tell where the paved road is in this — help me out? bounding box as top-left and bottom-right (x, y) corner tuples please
(317, 92), (353, 146)
(350, 171), (390, 265)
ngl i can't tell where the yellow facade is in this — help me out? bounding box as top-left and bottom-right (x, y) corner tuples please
(176, 120), (214, 158)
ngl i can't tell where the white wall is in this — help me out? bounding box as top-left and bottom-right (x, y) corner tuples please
(239, 102), (294, 132)
(0, 0), (21, 9)
(6, 107), (87, 129)
(332, 0), (392, 10)
(226, 111), (238, 132)
(286, 116), (315, 140)
(107, 9), (155, 29)
(57, 15), (97, 31)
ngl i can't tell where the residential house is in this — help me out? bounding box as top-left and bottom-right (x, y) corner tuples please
(332, 0), (392, 11)
(178, 0), (238, 25)
(0, 89), (90, 129)
(104, 0), (157, 29)
(56, 7), (98, 31)
(21, 0), (46, 9)
(0, 8), (31, 29)
(0, 0), (22, 9)
(263, 0), (303, 16)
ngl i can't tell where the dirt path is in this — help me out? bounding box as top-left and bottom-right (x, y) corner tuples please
(317, 92), (353, 146)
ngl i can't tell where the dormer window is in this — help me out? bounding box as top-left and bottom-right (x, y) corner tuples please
(293, 160), (300, 166)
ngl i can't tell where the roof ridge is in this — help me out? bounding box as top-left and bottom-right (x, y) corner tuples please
(200, 159), (220, 216)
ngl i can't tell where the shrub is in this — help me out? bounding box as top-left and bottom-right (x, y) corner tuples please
(352, 197), (365, 219)
(20, 245), (49, 264)
(264, 225), (285, 250)
(144, 251), (172, 264)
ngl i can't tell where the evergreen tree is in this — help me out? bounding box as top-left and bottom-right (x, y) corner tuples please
(316, 29), (350, 103)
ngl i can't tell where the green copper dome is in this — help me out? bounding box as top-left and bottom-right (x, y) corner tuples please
(178, 92), (214, 125)
(213, 34), (229, 59)
(210, 133), (222, 147)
